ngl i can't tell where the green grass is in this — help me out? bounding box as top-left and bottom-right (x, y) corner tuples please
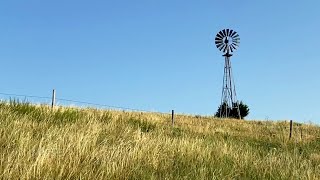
(0, 101), (319, 179)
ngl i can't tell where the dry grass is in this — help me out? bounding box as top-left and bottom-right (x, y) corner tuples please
(0, 101), (319, 179)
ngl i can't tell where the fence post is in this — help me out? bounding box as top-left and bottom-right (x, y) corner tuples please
(171, 110), (174, 126)
(51, 89), (56, 109)
(300, 127), (303, 140)
(289, 120), (293, 139)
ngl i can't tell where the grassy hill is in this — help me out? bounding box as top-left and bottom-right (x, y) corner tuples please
(0, 101), (319, 179)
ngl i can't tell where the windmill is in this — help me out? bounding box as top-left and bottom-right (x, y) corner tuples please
(215, 29), (241, 119)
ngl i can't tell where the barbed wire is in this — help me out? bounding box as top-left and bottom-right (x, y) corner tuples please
(0, 92), (170, 115)
(56, 97), (166, 113)
(0, 92), (51, 100)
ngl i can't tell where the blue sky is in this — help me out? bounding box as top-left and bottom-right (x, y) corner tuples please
(0, 1), (319, 124)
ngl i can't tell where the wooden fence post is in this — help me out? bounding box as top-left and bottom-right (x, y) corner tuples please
(300, 127), (303, 140)
(51, 89), (56, 109)
(172, 110), (174, 126)
(289, 120), (293, 139)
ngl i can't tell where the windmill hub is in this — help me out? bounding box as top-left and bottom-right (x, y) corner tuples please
(224, 38), (229, 44)
(214, 29), (241, 119)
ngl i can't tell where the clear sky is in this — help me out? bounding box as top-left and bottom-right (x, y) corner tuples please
(0, 1), (319, 124)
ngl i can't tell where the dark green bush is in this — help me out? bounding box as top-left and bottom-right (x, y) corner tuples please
(215, 101), (250, 119)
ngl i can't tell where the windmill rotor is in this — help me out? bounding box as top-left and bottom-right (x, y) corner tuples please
(215, 29), (240, 54)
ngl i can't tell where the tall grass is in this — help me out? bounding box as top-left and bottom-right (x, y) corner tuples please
(0, 101), (319, 179)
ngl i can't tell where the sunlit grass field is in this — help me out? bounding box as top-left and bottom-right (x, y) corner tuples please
(0, 101), (319, 179)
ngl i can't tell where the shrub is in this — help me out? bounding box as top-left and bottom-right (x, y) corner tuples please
(215, 101), (249, 119)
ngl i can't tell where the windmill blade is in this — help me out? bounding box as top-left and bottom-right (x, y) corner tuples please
(222, 29), (227, 36)
(232, 42), (239, 47)
(229, 45), (234, 53)
(230, 45), (233, 51)
(229, 44), (235, 51)
(218, 31), (224, 38)
(233, 40), (240, 44)
(215, 40), (223, 46)
(215, 41), (223, 45)
(230, 44), (237, 51)
(215, 41), (223, 46)
(232, 37), (240, 41)
(229, 46), (233, 52)
(223, 45), (228, 52)
(226, 29), (230, 36)
(216, 43), (224, 49)
(233, 34), (239, 39)
(219, 44), (226, 51)
(215, 37), (223, 41)
(216, 41), (223, 46)
(215, 39), (223, 44)
(233, 39), (240, 44)
(216, 33), (223, 39)
(232, 42), (239, 46)
(230, 31), (237, 37)
(229, 30), (234, 37)
(215, 42), (224, 47)
(230, 45), (235, 52)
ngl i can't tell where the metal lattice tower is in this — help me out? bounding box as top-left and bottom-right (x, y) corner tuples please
(215, 29), (241, 119)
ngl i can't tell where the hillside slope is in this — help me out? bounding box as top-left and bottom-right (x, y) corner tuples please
(0, 102), (319, 179)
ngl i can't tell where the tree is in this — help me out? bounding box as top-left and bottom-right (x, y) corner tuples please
(215, 101), (250, 119)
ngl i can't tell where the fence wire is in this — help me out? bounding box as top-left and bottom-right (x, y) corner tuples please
(0, 92), (171, 115)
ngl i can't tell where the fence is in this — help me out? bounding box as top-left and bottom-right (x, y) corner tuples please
(1, 91), (311, 133)
(0, 90), (165, 112)
(0, 90), (176, 125)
